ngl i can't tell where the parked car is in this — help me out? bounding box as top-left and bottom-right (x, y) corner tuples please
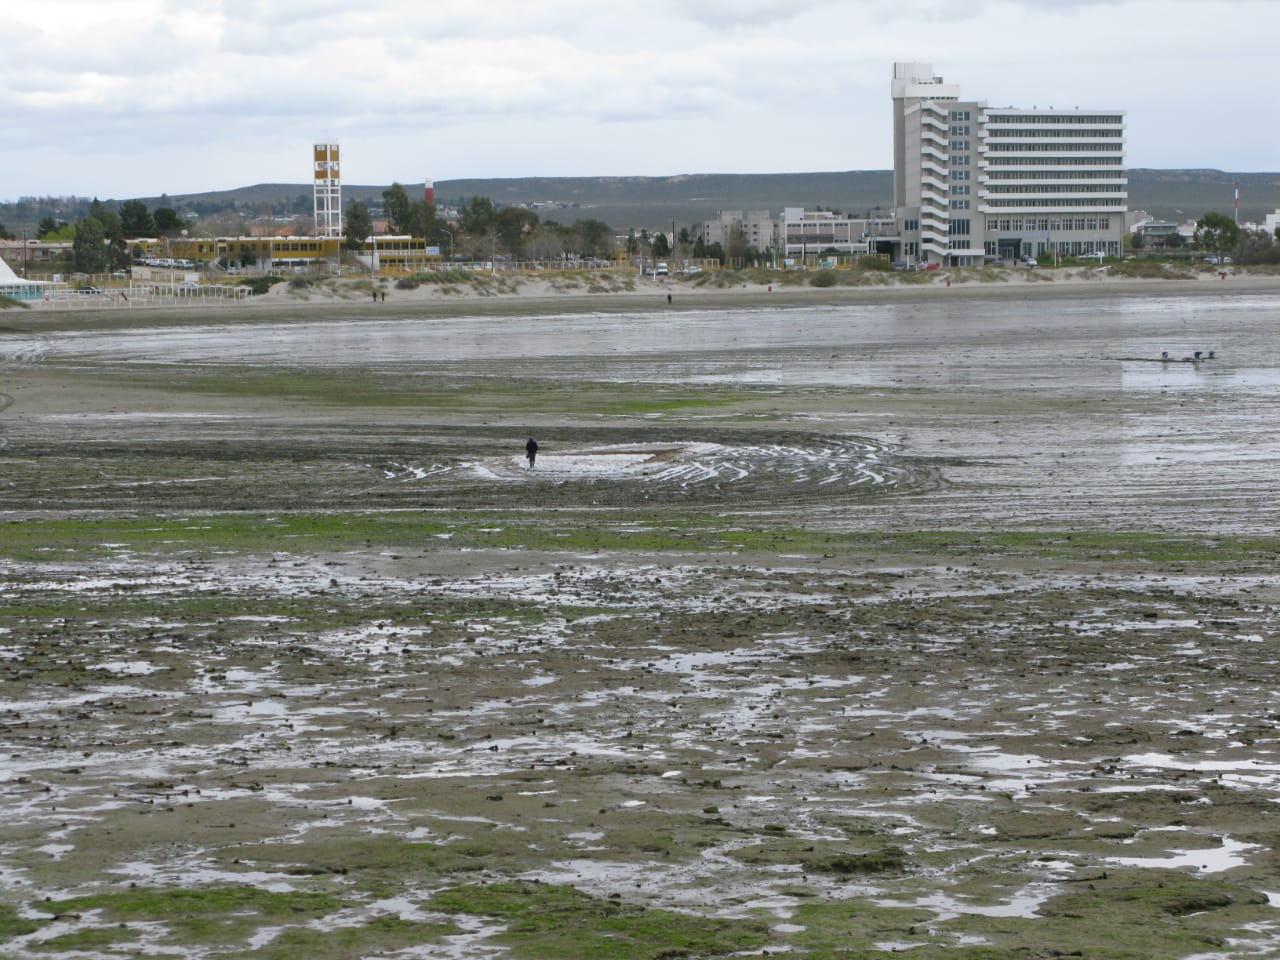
(983, 255), (1003, 266)
(1020, 256), (1038, 268)
(1204, 256), (1232, 265)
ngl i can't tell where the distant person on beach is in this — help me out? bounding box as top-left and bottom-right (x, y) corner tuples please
(525, 437), (538, 468)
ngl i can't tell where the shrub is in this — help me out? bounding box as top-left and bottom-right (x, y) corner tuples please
(856, 257), (894, 272)
(809, 270), (839, 287)
(240, 275), (285, 296)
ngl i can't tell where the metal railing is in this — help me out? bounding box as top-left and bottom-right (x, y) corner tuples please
(34, 284), (252, 308)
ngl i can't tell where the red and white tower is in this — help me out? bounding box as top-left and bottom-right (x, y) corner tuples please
(424, 177), (435, 207)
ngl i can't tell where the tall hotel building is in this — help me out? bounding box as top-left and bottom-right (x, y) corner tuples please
(891, 63), (1126, 266)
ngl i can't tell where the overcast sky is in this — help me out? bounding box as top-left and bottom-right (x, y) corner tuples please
(4, 0), (1276, 202)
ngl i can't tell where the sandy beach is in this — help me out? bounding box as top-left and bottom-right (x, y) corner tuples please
(11, 260), (1280, 324)
(250, 262), (1280, 311)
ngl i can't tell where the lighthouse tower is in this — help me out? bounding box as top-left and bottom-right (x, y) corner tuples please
(313, 142), (342, 238)
(424, 177), (435, 207)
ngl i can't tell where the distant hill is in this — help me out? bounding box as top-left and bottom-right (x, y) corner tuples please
(5, 170), (1279, 234)
(141, 169), (1280, 228)
(135, 171), (897, 230)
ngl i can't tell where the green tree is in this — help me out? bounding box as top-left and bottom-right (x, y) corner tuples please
(1195, 212), (1240, 257)
(72, 217), (108, 273)
(118, 199), (154, 237)
(344, 200), (372, 251)
(87, 199), (130, 271)
(460, 196), (497, 236)
(382, 182), (412, 234)
(575, 218), (613, 259)
(404, 199), (437, 240)
(724, 224), (751, 264)
(651, 232), (671, 259)
(496, 207), (539, 256)
(88, 199), (120, 238)
(1235, 228), (1280, 265)
(153, 207), (183, 235)
(0, 221), (14, 240)
(37, 216), (60, 238)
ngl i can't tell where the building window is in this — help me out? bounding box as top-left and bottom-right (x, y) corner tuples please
(952, 169), (970, 181)
(950, 200), (971, 210)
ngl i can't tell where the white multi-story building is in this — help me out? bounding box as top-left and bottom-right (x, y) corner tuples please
(697, 210), (778, 253)
(892, 62), (1127, 266)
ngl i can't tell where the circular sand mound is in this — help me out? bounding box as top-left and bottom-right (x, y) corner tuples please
(467, 439), (926, 493)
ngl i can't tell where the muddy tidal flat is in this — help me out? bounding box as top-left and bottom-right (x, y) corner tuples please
(2, 288), (1280, 959)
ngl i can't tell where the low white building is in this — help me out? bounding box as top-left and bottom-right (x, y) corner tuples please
(780, 208), (898, 258)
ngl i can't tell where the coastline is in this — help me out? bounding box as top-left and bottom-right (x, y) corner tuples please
(5, 266), (1279, 330)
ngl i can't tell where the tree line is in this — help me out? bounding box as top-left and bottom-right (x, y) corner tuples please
(1130, 212), (1280, 265)
(344, 183), (625, 261)
(344, 182), (733, 263)
(19, 188), (1276, 277)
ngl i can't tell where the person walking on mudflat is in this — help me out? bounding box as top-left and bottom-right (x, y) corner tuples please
(525, 437), (539, 468)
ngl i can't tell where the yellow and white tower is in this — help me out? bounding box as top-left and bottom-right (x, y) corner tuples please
(313, 142), (342, 238)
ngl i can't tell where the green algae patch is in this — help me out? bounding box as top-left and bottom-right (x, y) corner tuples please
(28, 924), (137, 952)
(0, 903), (39, 939)
(240, 915), (458, 959)
(730, 838), (909, 877)
(39, 885), (341, 944)
(776, 899), (938, 956)
(429, 881), (769, 958)
(810, 847), (908, 877)
(933, 868), (1275, 959)
(232, 833), (583, 899)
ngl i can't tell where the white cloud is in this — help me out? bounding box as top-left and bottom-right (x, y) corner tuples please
(2, 0), (1277, 199)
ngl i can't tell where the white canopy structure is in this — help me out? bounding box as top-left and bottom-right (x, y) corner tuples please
(0, 257), (46, 300)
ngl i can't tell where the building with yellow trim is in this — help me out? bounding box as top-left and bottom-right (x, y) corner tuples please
(132, 236), (441, 272)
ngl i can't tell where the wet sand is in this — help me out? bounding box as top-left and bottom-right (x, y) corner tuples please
(1, 279), (1279, 958)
